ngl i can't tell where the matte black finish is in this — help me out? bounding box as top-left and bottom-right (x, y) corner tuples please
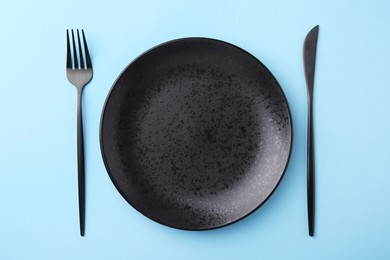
(66, 29), (93, 236)
(100, 38), (292, 230)
(303, 25), (319, 237)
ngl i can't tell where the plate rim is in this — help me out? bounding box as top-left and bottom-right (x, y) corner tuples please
(99, 37), (294, 231)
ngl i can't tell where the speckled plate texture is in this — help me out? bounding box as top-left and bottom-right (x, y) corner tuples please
(100, 38), (292, 230)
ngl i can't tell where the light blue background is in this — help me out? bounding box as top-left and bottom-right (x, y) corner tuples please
(1, 0), (389, 259)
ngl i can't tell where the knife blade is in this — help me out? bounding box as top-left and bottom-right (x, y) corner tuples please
(303, 25), (319, 237)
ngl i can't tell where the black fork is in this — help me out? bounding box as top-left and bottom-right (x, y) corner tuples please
(66, 29), (93, 236)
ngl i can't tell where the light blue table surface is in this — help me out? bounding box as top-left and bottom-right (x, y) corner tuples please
(1, 0), (390, 259)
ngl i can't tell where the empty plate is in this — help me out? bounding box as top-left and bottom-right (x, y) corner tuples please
(100, 38), (292, 230)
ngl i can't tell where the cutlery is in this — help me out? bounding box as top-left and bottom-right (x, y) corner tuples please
(66, 29), (93, 236)
(303, 25), (319, 237)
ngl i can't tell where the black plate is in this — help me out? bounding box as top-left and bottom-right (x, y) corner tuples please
(100, 38), (292, 230)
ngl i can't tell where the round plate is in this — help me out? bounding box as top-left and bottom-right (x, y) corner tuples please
(100, 38), (292, 230)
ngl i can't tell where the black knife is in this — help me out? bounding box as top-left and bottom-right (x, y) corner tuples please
(303, 25), (319, 237)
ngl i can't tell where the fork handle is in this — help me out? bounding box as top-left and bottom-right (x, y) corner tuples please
(307, 98), (315, 237)
(77, 90), (85, 236)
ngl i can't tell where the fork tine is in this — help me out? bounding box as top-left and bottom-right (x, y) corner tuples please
(82, 30), (92, 69)
(66, 30), (72, 69)
(76, 30), (84, 69)
(71, 29), (78, 69)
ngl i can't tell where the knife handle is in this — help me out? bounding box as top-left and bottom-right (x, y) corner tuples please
(307, 98), (315, 236)
(77, 90), (85, 236)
